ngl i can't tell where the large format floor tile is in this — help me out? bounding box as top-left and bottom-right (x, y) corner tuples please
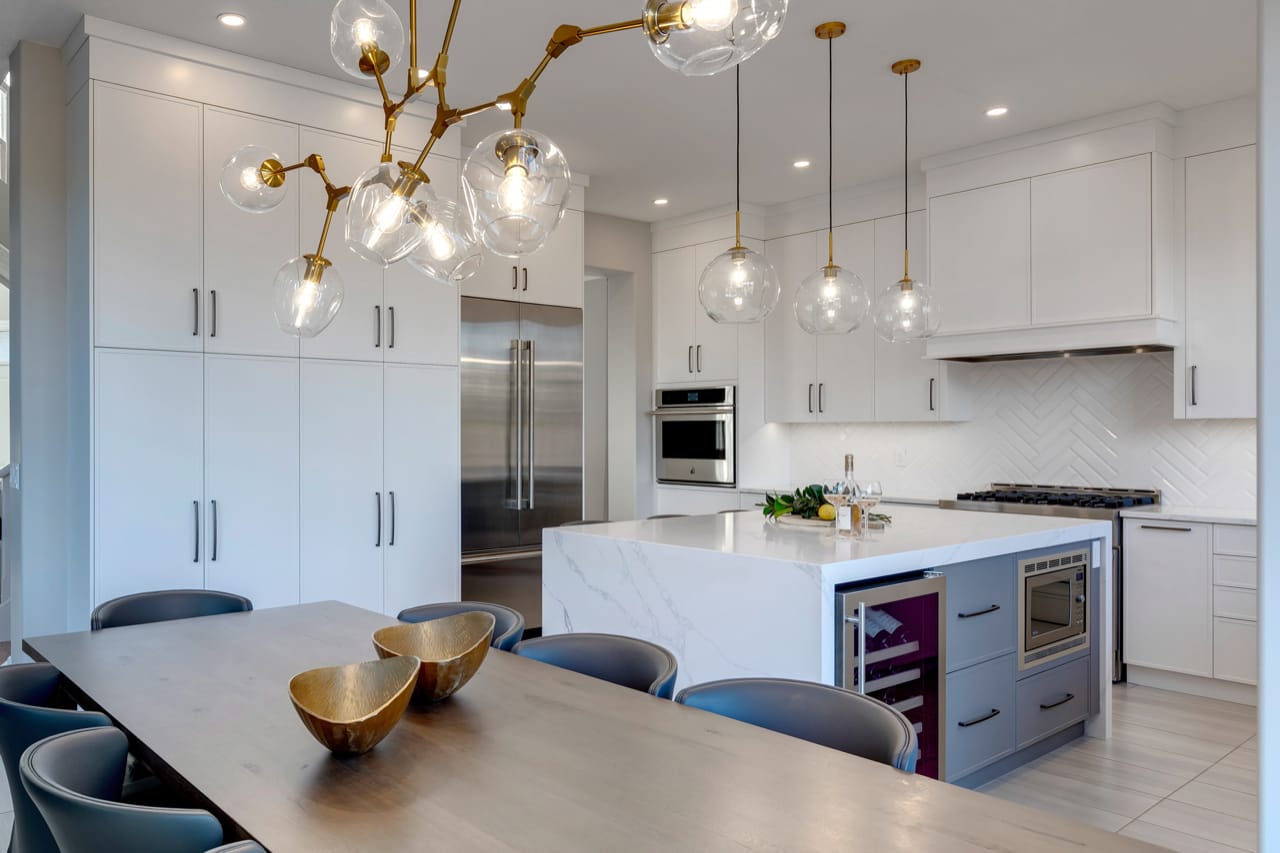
(1120, 818), (1252, 853)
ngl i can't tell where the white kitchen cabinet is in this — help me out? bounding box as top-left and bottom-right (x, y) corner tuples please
(94, 349), (205, 604)
(1123, 519), (1213, 678)
(1182, 145), (1257, 419)
(203, 107), (300, 358)
(1213, 618), (1258, 686)
(763, 232), (818, 422)
(692, 239), (746, 382)
(463, 256), (523, 301)
(653, 485), (740, 516)
(814, 223), (876, 422)
(299, 359), (385, 612)
(1031, 155), (1151, 326)
(94, 84), (204, 352)
(383, 364), (461, 613)
(929, 180), (1031, 333)
(460, 210), (584, 309)
(653, 246), (699, 384)
(203, 355), (300, 608)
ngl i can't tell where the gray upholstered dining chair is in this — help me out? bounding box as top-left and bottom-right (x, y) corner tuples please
(20, 727), (227, 853)
(90, 590), (253, 630)
(513, 633), (679, 699)
(0, 663), (114, 853)
(674, 677), (919, 772)
(396, 601), (526, 651)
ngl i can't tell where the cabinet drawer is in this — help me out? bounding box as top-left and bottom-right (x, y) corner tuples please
(1214, 586), (1257, 621)
(945, 654), (1016, 782)
(1015, 657), (1089, 750)
(1213, 618), (1257, 685)
(1213, 524), (1257, 558)
(945, 555), (1016, 673)
(1213, 555), (1257, 589)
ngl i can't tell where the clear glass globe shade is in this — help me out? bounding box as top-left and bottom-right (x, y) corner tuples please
(407, 197), (484, 283)
(219, 144), (286, 213)
(793, 264), (870, 335)
(273, 256), (345, 338)
(462, 128), (571, 258)
(330, 0), (405, 79)
(345, 162), (434, 266)
(645, 0), (788, 77)
(873, 277), (941, 343)
(698, 246), (780, 323)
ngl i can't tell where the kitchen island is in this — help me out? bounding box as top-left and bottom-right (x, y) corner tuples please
(543, 504), (1113, 786)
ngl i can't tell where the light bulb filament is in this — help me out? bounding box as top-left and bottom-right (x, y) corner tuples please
(353, 17), (377, 47)
(499, 166), (535, 215)
(682, 0), (739, 31)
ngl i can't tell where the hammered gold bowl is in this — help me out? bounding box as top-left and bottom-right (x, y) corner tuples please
(372, 611), (495, 703)
(288, 656), (420, 755)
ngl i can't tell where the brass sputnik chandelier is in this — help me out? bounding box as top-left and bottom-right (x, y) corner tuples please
(219, 0), (789, 338)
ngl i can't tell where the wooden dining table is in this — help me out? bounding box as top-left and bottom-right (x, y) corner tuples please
(24, 601), (1161, 852)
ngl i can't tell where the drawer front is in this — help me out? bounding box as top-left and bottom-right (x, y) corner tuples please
(1213, 555), (1257, 589)
(1214, 586), (1257, 621)
(945, 654), (1016, 782)
(1015, 657), (1089, 750)
(1213, 618), (1258, 685)
(1213, 524), (1257, 558)
(945, 555), (1016, 673)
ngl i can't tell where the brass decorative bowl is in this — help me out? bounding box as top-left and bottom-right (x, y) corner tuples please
(372, 611), (495, 703)
(288, 656), (420, 755)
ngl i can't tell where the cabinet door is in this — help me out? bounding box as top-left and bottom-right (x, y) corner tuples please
(1185, 146), (1257, 419)
(521, 209), (584, 308)
(692, 239), (741, 382)
(300, 360), (384, 611)
(384, 364), (461, 614)
(298, 129), (385, 362)
(1213, 618), (1257, 685)
(653, 247), (698, 384)
(204, 355), (299, 608)
(929, 180), (1031, 333)
(1123, 520), (1212, 677)
(816, 223), (875, 422)
(873, 212), (941, 422)
(383, 153), (460, 366)
(763, 232), (818, 422)
(1031, 155), (1151, 325)
(463, 257), (522, 301)
(94, 84), (203, 352)
(203, 108), (300, 358)
(95, 349), (204, 604)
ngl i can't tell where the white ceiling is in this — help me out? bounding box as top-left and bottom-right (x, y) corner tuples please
(0, 0), (1259, 222)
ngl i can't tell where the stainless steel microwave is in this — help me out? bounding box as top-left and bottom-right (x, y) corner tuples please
(651, 386), (735, 487)
(1018, 547), (1089, 670)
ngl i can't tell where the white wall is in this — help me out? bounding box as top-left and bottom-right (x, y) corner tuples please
(582, 276), (609, 520)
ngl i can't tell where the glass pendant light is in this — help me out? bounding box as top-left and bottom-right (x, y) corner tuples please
(874, 59), (940, 343)
(330, 0), (405, 80)
(273, 255), (345, 337)
(698, 66), (780, 324)
(407, 197), (484, 282)
(643, 0), (788, 77)
(345, 161), (434, 266)
(794, 22), (869, 336)
(219, 144), (287, 213)
(461, 127), (571, 258)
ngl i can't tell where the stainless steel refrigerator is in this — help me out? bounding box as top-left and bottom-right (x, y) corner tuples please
(460, 297), (583, 633)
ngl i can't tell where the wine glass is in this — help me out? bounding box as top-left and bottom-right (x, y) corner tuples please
(857, 480), (883, 537)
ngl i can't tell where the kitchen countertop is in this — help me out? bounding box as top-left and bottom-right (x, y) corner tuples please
(1120, 505), (1256, 526)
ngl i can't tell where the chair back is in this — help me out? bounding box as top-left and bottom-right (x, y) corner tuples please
(205, 843), (267, 852)
(21, 728), (225, 853)
(396, 601), (525, 651)
(91, 590), (253, 630)
(0, 663), (113, 853)
(513, 633), (678, 699)
(675, 678), (918, 771)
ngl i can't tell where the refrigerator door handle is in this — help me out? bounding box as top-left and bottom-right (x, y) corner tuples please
(507, 339), (524, 510)
(526, 339), (536, 510)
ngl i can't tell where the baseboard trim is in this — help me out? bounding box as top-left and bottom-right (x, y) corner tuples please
(1126, 665), (1257, 706)
(950, 723), (1084, 790)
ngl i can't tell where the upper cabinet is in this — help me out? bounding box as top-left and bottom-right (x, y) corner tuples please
(1180, 145), (1257, 420)
(460, 209), (585, 309)
(653, 238), (751, 385)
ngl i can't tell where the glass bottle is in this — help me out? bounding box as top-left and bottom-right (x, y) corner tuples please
(833, 454), (861, 539)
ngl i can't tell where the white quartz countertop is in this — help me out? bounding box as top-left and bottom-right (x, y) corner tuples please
(1120, 505), (1256, 526)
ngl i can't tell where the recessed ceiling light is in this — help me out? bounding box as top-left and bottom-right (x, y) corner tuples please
(218, 12), (247, 27)
(985, 106), (1009, 117)
(793, 159), (811, 169)
(653, 198), (669, 206)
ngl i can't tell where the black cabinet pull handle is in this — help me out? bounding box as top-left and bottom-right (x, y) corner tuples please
(958, 604), (1001, 619)
(808, 384), (814, 414)
(958, 708), (1001, 728)
(696, 344), (702, 372)
(389, 491), (396, 546)
(374, 306), (382, 348)
(929, 377), (936, 412)
(211, 500), (218, 562)
(688, 346), (694, 374)
(375, 492), (382, 547)
(388, 306), (395, 349)
(1039, 693), (1075, 711)
(522, 267), (529, 292)
(1190, 364), (1198, 406)
(1140, 524), (1192, 532)
(210, 290), (218, 338)
(192, 289), (200, 336)
(511, 265), (518, 290)
(193, 500), (200, 563)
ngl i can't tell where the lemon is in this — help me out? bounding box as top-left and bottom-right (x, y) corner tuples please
(818, 504), (837, 522)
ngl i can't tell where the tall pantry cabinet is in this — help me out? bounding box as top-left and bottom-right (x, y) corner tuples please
(71, 75), (461, 618)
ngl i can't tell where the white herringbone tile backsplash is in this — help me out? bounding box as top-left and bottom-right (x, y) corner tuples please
(789, 353), (1257, 509)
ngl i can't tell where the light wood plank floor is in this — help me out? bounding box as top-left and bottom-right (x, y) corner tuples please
(981, 683), (1258, 853)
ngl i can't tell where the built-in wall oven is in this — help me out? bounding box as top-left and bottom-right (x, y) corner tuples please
(1018, 547), (1090, 670)
(652, 386), (735, 487)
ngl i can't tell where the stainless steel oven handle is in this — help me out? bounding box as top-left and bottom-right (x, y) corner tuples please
(645, 407), (735, 416)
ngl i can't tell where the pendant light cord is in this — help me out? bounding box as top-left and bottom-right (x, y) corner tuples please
(827, 35), (834, 266)
(734, 64), (741, 246)
(903, 67), (909, 280)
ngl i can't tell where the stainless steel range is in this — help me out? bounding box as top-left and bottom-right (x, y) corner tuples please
(938, 484), (1160, 683)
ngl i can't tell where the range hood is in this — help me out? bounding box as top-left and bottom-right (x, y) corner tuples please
(924, 317), (1180, 363)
